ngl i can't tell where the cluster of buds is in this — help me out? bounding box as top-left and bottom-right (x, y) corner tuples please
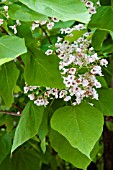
(24, 23), (108, 107)
(32, 17), (59, 31)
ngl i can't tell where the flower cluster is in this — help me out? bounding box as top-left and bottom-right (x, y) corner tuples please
(0, 5), (9, 26)
(81, 0), (100, 14)
(9, 20), (21, 34)
(32, 17), (59, 31)
(0, 5), (21, 34)
(24, 23), (108, 107)
(24, 83), (59, 107)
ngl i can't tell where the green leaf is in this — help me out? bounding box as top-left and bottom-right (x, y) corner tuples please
(0, 114), (6, 127)
(112, 0), (113, 9)
(11, 101), (44, 153)
(24, 49), (65, 89)
(0, 133), (11, 164)
(53, 20), (75, 29)
(65, 29), (87, 43)
(0, 156), (12, 170)
(8, 4), (48, 21)
(0, 149), (41, 170)
(92, 30), (107, 50)
(88, 6), (113, 32)
(17, 22), (35, 45)
(100, 0), (111, 6)
(51, 102), (104, 157)
(0, 62), (19, 107)
(92, 88), (113, 116)
(19, 0), (90, 23)
(38, 109), (49, 141)
(96, 76), (108, 88)
(38, 109), (49, 153)
(50, 130), (98, 169)
(0, 35), (27, 66)
(12, 149), (41, 170)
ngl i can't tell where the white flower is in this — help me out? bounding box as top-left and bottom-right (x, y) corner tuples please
(43, 99), (49, 106)
(97, 1), (101, 6)
(34, 96), (49, 106)
(64, 96), (71, 101)
(4, 5), (8, 11)
(65, 28), (72, 34)
(69, 68), (76, 75)
(82, 79), (89, 87)
(85, 1), (93, 7)
(9, 25), (17, 34)
(45, 49), (53, 55)
(88, 53), (99, 63)
(91, 66), (103, 76)
(24, 86), (29, 93)
(94, 80), (101, 88)
(0, 19), (3, 25)
(59, 90), (67, 98)
(28, 93), (35, 100)
(51, 88), (59, 98)
(92, 88), (98, 100)
(89, 7), (96, 14)
(16, 20), (21, 26)
(60, 28), (65, 34)
(32, 23), (39, 31)
(47, 22), (54, 30)
(40, 20), (47, 25)
(72, 102), (77, 106)
(100, 59), (108, 67)
(52, 17), (59, 22)
(57, 37), (63, 42)
(76, 97), (82, 104)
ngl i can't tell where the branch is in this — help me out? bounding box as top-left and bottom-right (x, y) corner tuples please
(39, 24), (52, 45)
(17, 56), (24, 66)
(12, 103), (23, 112)
(0, 111), (21, 116)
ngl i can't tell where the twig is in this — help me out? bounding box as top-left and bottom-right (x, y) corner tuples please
(12, 103), (23, 112)
(0, 111), (21, 116)
(39, 24), (52, 45)
(17, 56), (24, 66)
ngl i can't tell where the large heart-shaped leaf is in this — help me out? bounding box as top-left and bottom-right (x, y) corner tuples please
(8, 4), (48, 21)
(19, 0), (90, 23)
(0, 35), (27, 66)
(50, 130), (99, 169)
(24, 49), (65, 89)
(11, 101), (44, 153)
(51, 102), (103, 157)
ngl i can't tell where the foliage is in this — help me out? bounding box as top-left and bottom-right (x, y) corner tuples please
(0, 0), (113, 170)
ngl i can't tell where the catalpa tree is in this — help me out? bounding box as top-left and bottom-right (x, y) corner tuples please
(0, 0), (113, 169)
